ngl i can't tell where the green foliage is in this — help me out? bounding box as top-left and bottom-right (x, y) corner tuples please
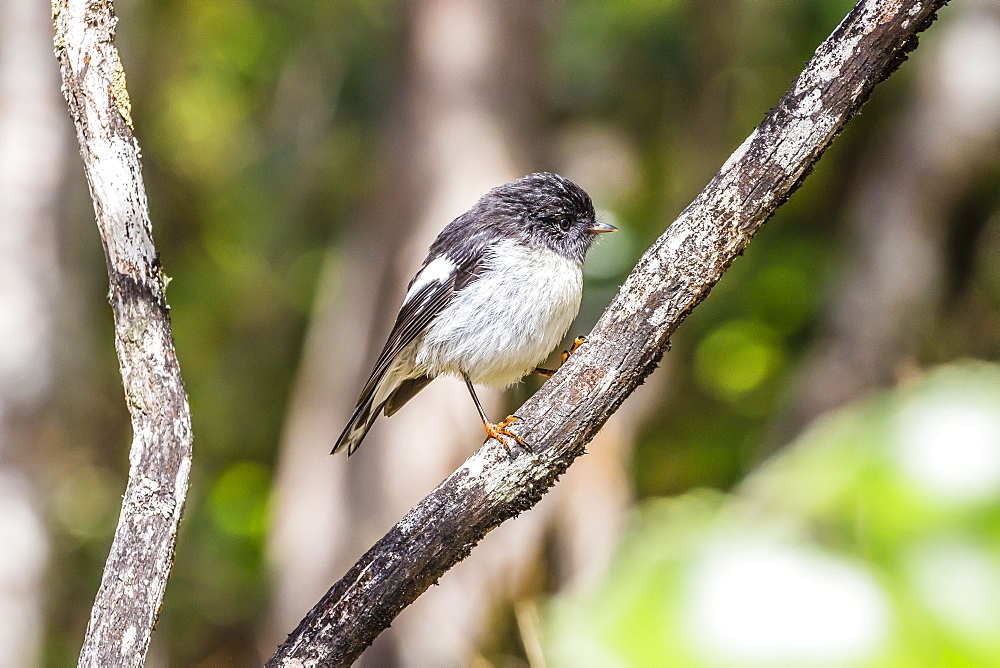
(544, 363), (1000, 667)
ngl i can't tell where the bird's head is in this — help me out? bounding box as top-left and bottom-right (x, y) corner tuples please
(486, 172), (616, 264)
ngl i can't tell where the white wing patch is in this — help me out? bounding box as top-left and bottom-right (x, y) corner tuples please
(404, 255), (456, 305)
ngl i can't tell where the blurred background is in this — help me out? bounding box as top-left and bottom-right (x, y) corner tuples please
(2, 0), (1000, 665)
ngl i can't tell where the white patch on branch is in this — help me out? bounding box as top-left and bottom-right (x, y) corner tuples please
(722, 129), (759, 172)
(715, 184), (744, 216)
(615, 277), (652, 320)
(797, 89), (824, 117)
(595, 366), (621, 396)
(649, 302), (673, 328)
(121, 626), (136, 652)
(87, 136), (156, 278)
(172, 455), (191, 521)
(127, 475), (177, 521)
(799, 34), (864, 93)
(459, 451), (491, 481)
(773, 113), (839, 175)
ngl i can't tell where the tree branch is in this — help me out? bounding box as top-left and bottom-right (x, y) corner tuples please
(53, 1), (193, 665)
(270, 0), (947, 664)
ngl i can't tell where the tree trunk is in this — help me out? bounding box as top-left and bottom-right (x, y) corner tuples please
(53, 1), (194, 665)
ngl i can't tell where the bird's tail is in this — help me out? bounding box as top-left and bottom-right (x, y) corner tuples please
(332, 369), (433, 456)
(333, 362), (404, 456)
(332, 397), (383, 456)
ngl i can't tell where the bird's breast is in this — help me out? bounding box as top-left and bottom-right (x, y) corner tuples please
(416, 241), (584, 388)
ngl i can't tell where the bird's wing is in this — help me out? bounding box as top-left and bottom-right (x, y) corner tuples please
(359, 266), (457, 401)
(332, 202), (496, 457)
(331, 272), (455, 455)
(332, 248), (485, 455)
(361, 246), (486, 400)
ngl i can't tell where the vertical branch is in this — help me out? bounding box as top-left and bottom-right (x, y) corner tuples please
(53, 1), (193, 665)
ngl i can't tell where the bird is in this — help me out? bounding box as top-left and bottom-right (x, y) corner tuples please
(332, 172), (616, 456)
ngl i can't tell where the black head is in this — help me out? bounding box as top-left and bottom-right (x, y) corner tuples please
(478, 173), (615, 263)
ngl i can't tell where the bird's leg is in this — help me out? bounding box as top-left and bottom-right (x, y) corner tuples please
(463, 373), (531, 454)
(564, 335), (587, 361)
(533, 336), (588, 377)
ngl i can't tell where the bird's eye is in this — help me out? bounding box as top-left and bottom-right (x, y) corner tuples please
(557, 216), (573, 232)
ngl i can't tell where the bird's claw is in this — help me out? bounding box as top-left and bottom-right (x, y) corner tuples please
(485, 415), (532, 455)
(561, 336), (587, 364)
(534, 336), (588, 378)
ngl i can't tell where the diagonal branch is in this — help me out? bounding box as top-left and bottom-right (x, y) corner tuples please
(270, 0), (947, 664)
(53, 1), (193, 665)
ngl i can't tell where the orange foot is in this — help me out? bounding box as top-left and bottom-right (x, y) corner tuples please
(533, 336), (588, 378)
(561, 335), (587, 364)
(484, 415), (532, 454)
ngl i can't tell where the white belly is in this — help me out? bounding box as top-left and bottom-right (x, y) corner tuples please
(415, 241), (583, 388)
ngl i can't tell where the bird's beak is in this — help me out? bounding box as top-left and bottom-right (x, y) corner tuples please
(587, 221), (618, 234)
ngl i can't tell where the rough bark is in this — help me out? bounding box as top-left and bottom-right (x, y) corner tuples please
(269, 0), (947, 664)
(52, 1), (193, 665)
